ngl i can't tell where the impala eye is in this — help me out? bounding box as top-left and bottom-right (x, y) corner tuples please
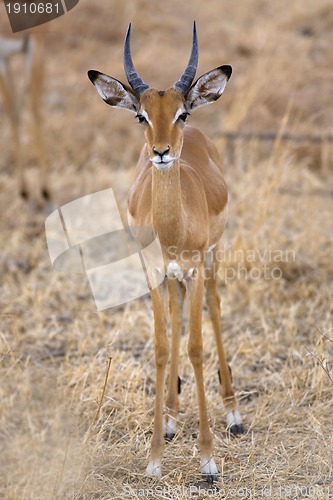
(177, 112), (189, 123)
(136, 114), (148, 125)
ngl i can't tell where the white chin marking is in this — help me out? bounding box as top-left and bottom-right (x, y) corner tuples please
(153, 161), (174, 171)
(200, 457), (218, 476)
(226, 410), (243, 428)
(146, 460), (162, 477)
(163, 416), (178, 435)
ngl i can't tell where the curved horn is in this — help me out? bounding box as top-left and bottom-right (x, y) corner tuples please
(174, 21), (199, 95)
(123, 23), (150, 96)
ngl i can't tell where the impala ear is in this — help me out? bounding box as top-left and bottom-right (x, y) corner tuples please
(185, 65), (232, 111)
(88, 70), (139, 112)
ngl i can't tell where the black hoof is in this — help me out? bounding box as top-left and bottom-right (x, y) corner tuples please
(202, 473), (219, 485)
(164, 432), (175, 443)
(229, 423), (245, 435)
(41, 188), (51, 200)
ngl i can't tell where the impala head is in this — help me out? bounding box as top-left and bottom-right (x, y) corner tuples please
(88, 22), (232, 171)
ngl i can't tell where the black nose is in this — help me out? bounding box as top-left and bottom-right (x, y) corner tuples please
(153, 146), (170, 157)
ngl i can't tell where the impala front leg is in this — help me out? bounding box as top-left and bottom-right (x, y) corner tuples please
(146, 283), (169, 477)
(187, 268), (218, 483)
(164, 278), (185, 441)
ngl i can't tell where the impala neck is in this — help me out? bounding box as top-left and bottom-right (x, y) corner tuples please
(151, 159), (184, 251)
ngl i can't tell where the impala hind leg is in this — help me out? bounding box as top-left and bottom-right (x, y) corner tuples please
(205, 253), (244, 435)
(188, 270), (219, 483)
(164, 278), (185, 441)
(146, 283), (169, 477)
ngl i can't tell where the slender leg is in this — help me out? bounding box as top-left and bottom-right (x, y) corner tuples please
(29, 37), (49, 199)
(187, 269), (218, 483)
(164, 278), (185, 441)
(205, 250), (243, 434)
(146, 282), (169, 477)
(0, 62), (27, 197)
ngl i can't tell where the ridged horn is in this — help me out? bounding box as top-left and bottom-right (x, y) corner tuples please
(174, 21), (199, 95)
(123, 23), (150, 96)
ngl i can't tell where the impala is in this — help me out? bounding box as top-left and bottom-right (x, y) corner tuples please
(0, 15), (48, 199)
(88, 22), (243, 482)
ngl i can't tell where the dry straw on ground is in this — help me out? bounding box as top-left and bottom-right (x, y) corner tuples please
(0, 0), (332, 498)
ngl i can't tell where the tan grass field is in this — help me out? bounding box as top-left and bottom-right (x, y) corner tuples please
(0, 0), (333, 498)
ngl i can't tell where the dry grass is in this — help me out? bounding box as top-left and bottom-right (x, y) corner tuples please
(1, 0), (333, 498)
